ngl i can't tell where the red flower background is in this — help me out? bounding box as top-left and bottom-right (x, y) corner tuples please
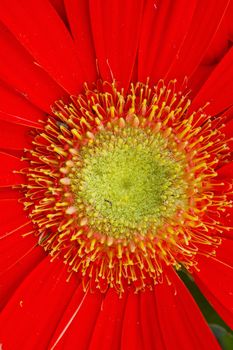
(0, 0), (233, 349)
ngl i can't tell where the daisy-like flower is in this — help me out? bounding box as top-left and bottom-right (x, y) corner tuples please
(0, 0), (233, 349)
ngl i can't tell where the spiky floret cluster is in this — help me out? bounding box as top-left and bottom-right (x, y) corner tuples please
(21, 80), (232, 293)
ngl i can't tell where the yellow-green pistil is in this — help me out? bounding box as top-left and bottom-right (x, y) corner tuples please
(70, 125), (188, 239)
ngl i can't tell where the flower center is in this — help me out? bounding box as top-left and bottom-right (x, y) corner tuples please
(70, 125), (187, 238)
(21, 80), (232, 293)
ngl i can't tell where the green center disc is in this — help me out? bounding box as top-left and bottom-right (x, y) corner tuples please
(71, 126), (188, 238)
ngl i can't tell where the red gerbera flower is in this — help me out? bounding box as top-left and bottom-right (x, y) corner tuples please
(0, 1), (233, 349)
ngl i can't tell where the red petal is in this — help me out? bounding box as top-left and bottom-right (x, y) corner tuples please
(121, 292), (144, 350)
(0, 221), (44, 309)
(65, 0), (97, 83)
(0, 119), (32, 150)
(0, 22), (66, 113)
(215, 238), (233, 267)
(194, 254), (233, 329)
(88, 289), (127, 350)
(217, 162), (233, 180)
(0, 0), (86, 94)
(140, 290), (165, 349)
(0, 198), (27, 238)
(89, 0), (143, 88)
(224, 104), (233, 123)
(50, 0), (68, 23)
(0, 152), (27, 187)
(227, 1), (233, 40)
(49, 287), (103, 350)
(201, 20), (229, 67)
(188, 11), (230, 95)
(154, 268), (220, 349)
(0, 257), (78, 350)
(222, 117), (233, 133)
(167, 0), (230, 84)
(0, 188), (21, 200)
(0, 82), (44, 128)
(138, 0), (196, 83)
(191, 46), (233, 115)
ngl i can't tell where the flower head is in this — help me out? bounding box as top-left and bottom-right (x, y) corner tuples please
(22, 80), (231, 296)
(0, 1), (233, 349)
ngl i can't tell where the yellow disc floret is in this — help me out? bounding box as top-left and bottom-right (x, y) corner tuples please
(70, 124), (188, 239)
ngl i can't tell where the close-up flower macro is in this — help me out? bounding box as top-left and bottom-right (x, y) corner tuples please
(1, 0), (233, 349)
